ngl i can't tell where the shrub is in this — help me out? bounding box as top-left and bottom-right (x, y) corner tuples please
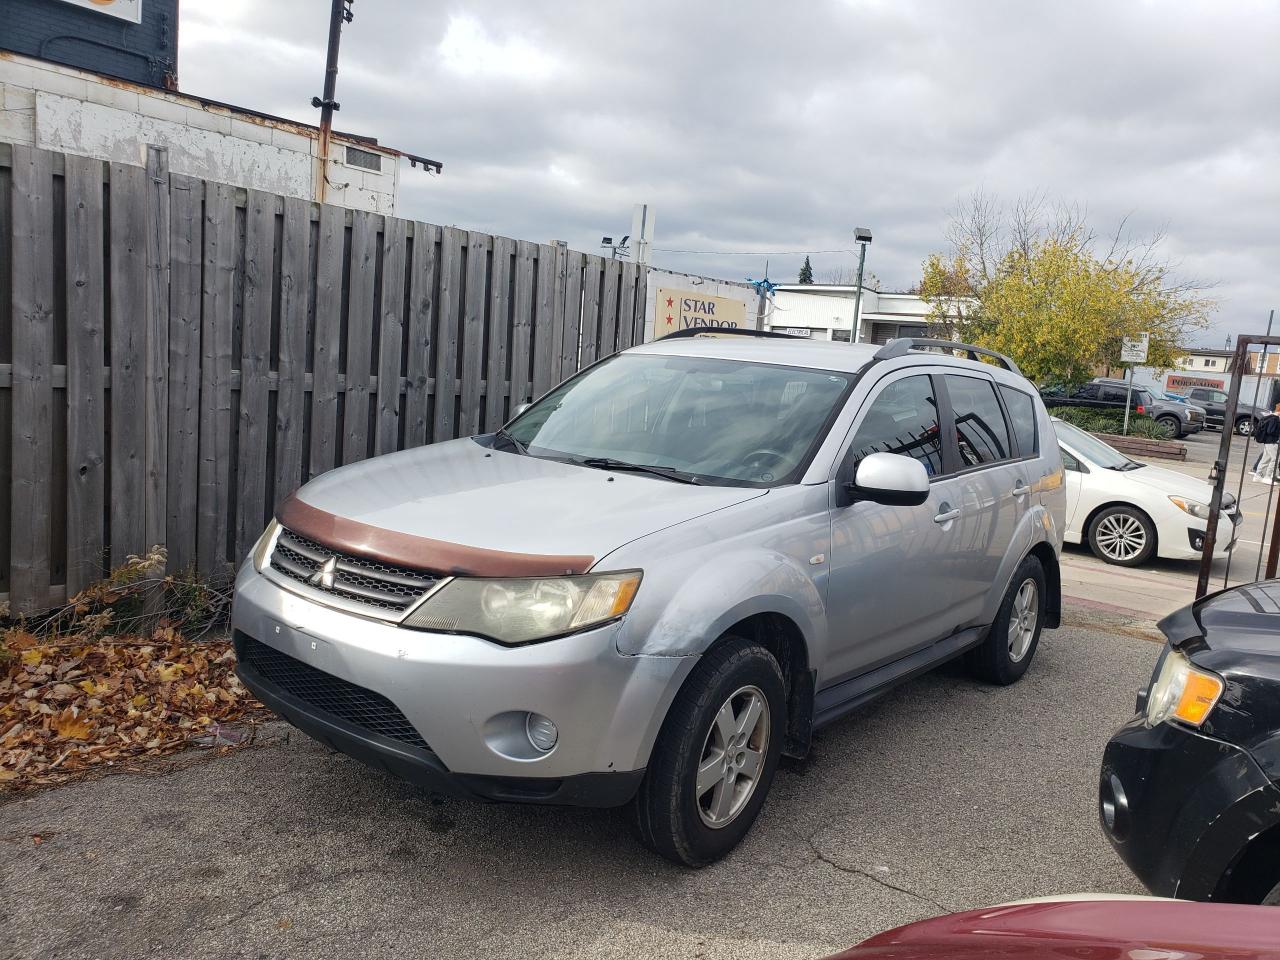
(1046, 405), (1168, 440)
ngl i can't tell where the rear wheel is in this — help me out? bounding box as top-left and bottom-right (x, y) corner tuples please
(1088, 505), (1157, 566)
(1155, 415), (1181, 439)
(1264, 880), (1280, 906)
(1236, 416), (1257, 437)
(968, 555), (1046, 685)
(630, 639), (785, 867)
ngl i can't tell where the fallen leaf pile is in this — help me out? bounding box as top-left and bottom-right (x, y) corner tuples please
(1, 628), (266, 791)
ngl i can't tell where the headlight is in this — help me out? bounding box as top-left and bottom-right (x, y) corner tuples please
(1168, 496), (1212, 521)
(251, 519), (281, 572)
(402, 571), (642, 645)
(1145, 649), (1224, 728)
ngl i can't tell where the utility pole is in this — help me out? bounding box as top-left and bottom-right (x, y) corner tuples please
(312, 0), (354, 204)
(850, 227), (872, 344)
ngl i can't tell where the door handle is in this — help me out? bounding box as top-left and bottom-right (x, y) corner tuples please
(1012, 481), (1032, 497)
(933, 507), (961, 524)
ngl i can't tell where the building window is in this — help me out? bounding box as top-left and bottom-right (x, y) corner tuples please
(345, 146), (382, 172)
(1204, 358), (1218, 368)
(831, 329), (851, 342)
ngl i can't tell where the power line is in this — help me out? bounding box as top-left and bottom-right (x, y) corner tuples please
(651, 247), (859, 256)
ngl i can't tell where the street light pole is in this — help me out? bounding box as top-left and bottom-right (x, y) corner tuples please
(850, 227), (872, 344)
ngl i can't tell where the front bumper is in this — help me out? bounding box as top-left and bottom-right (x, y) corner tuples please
(1099, 715), (1280, 899)
(232, 563), (693, 805)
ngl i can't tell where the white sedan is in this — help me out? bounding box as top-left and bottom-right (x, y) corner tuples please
(1054, 418), (1242, 566)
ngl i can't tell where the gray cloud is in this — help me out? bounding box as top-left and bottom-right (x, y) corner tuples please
(181, 0), (1280, 342)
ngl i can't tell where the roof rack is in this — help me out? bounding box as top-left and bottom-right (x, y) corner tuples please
(656, 326), (801, 342)
(874, 337), (1022, 375)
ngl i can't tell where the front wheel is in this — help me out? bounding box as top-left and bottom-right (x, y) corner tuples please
(630, 639), (785, 867)
(968, 556), (1046, 685)
(1155, 415), (1181, 439)
(1088, 505), (1157, 566)
(1236, 416), (1257, 437)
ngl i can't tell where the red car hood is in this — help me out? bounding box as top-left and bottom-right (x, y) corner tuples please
(828, 898), (1280, 960)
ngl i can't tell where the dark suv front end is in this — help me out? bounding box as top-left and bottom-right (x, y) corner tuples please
(1100, 583), (1280, 901)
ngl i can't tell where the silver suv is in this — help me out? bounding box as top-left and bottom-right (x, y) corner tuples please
(233, 333), (1064, 865)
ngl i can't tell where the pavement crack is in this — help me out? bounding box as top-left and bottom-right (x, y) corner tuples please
(806, 834), (952, 915)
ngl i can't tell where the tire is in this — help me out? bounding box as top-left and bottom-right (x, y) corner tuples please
(967, 555), (1046, 685)
(630, 639), (785, 867)
(1155, 415), (1181, 439)
(1088, 505), (1157, 567)
(1265, 879), (1280, 906)
(1236, 416), (1256, 437)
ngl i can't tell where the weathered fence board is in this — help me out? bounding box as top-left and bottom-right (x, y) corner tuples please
(107, 162), (148, 568)
(274, 196), (310, 506)
(63, 154), (107, 594)
(0, 144), (651, 610)
(165, 172), (202, 573)
(8, 146), (55, 612)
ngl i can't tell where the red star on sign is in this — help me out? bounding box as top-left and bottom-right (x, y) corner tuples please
(666, 297), (674, 308)
(665, 315), (673, 323)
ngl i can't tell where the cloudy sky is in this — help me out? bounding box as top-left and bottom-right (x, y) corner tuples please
(180, 1), (1279, 346)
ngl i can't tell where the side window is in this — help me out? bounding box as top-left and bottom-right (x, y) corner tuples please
(1000, 386), (1039, 457)
(847, 375), (945, 477)
(946, 375), (1012, 467)
(1059, 446), (1082, 472)
(1071, 384), (1099, 399)
(1098, 386), (1127, 403)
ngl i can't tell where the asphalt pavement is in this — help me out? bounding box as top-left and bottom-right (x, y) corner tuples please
(1, 615), (1154, 960)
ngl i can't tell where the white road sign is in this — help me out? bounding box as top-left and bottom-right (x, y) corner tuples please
(1121, 333), (1150, 363)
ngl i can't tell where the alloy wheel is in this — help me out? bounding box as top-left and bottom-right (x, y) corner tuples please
(1096, 513), (1147, 562)
(695, 685), (770, 829)
(1157, 418), (1178, 439)
(1237, 418), (1255, 436)
(1007, 578), (1039, 662)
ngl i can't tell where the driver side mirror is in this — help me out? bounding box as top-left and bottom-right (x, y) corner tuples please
(839, 452), (930, 507)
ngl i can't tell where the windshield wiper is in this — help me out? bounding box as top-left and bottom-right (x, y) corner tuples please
(577, 456), (702, 485)
(494, 427), (527, 455)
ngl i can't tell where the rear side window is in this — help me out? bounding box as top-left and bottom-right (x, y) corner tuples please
(1000, 386), (1039, 457)
(847, 375), (945, 477)
(946, 375), (1012, 467)
(1098, 386), (1128, 402)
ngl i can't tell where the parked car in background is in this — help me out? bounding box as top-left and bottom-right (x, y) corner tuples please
(1183, 383), (1266, 435)
(233, 332), (1064, 866)
(1054, 418), (1240, 566)
(825, 896), (1280, 958)
(1101, 580), (1280, 903)
(1040, 379), (1205, 439)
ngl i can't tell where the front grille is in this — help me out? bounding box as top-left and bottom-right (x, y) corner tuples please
(270, 527), (437, 616)
(237, 634), (431, 751)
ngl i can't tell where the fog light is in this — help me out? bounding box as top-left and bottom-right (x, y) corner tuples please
(525, 712), (558, 752)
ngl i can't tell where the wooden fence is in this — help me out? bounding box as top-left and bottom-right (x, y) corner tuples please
(0, 142), (650, 612)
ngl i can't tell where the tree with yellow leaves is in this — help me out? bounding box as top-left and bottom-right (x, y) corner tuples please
(920, 190), (1212, 384)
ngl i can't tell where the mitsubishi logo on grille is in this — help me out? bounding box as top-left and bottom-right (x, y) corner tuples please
(308, 556), (338, 590)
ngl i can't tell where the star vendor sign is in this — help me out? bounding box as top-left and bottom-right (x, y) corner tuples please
(654, 288), (749, 338)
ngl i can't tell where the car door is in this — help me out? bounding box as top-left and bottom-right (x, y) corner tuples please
(825, 370), (965, 682)
(939, 373), (1021, 627)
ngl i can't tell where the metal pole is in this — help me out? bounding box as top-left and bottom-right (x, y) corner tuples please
(1198, 336), (1255, 598)
(851, 241), (867, 345)
(312, 0), (350, 205)
(1122, 366), (1134, 435)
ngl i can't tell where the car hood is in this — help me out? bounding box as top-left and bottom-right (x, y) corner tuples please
(282, 437), (767, 572)
(827, 898), (1278, 959)
(1121, 463), (1217, 503)
(1161, 579), (1280, 657)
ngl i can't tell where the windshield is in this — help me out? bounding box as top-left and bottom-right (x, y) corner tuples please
(1052, 419), (1134, 469)
(505, 354), (853, 486)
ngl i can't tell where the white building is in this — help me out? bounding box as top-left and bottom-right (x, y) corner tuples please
(768, 284), (933, 343)
(0, 50), (440, 214)
(1174, 347), (1235, 373)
